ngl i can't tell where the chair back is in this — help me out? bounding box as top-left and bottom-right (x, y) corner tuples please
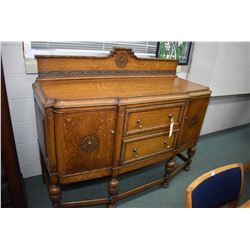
(186, 163), (244, 208)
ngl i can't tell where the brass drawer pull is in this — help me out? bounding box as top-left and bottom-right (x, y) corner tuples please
(136, 119), (143, 129)
(164, 140), (171, 149)
(168, 113), (174, 138)
(133, 148), (139, 158)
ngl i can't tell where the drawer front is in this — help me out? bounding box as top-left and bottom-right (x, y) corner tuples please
(121, 130), (178, 164)
(124, 102), (186, 136)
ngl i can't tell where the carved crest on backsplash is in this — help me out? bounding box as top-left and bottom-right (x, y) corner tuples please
(112, 48), (134, 68)
(36, 47), (178, 78)
(115, 52), (128, 68)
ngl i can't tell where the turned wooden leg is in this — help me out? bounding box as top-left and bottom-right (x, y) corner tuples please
(48, 176), (61, 208)
(184, 146), (196, 171)
(162, 159), (175, 188)
(108, 176), (119, 208)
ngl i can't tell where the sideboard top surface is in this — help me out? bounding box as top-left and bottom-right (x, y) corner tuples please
(38, 76), (209, 100)
(34, 48), (211, 108)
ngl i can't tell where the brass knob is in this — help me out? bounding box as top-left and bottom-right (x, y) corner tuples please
(110, 129), (115, 135)
(133, 148), (138, 158)
(169, 113), (174, 122)
(136, 119), (143, 129)
(164, 141), (170, 149)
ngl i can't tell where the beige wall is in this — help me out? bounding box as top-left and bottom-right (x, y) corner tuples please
(2, 42), (40, 177)
(186, 42), (250, 135)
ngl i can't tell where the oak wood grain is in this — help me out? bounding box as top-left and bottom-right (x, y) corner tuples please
(36, 48), (178, 73)
(33, 48), (211, 207)
(37, 77), (209, 101)
(122, 130), (178, 164)
(54, 108), (117, 175)
(124, 101), (185, 136)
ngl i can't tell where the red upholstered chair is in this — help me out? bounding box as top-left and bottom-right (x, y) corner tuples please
(186, 163), (244, 208)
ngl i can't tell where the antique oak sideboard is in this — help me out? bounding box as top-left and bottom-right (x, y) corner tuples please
(33, 48), (211, 207)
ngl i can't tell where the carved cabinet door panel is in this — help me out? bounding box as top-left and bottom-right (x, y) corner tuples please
(54, 107), (117, 176)
(180, 97), (209, 145)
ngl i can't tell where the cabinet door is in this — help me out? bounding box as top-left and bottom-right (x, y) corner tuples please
(54, 108), (117, 176)
(180, 97), (210, 145)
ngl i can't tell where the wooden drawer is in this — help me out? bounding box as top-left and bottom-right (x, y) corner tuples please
(121, 130), (178, 165)
(124, 102), (186, 136)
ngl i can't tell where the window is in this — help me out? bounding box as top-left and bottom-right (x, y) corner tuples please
(157, 42), (192, 65)
(23, 41), (192, 65)
(24, 41), (158, 58)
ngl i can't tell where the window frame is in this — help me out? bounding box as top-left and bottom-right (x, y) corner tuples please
(23, 41), (158, 59)
(156, 42), (192, 65)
